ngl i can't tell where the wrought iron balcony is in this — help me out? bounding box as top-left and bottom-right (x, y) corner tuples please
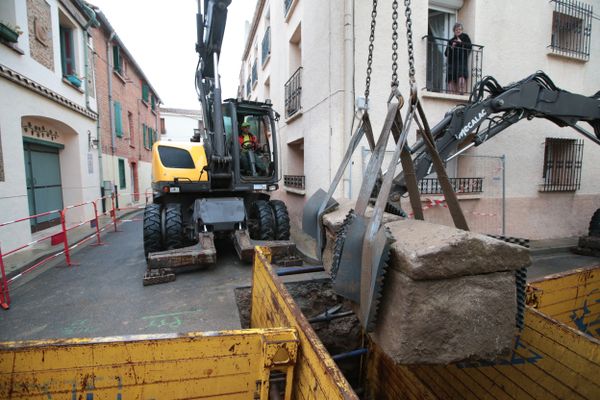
(262, 27), (271, 66)
(423, 35), (484, 95)
(284, 67), (302, 118)
(284, 174), (305, 190)
(418, 177), (483, 195)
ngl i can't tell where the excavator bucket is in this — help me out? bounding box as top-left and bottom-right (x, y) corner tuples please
(302, 113), (375, 259)
(361, 225), (393, 331)
(331, 210), (365, 303)
(302, 188), (338, 241)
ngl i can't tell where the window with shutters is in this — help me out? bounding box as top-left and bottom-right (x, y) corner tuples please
(114, 101), (123, 137)
(59, 26), (75, 77)
(118, 159), (126, 189)
(113, 45), (122, 73)
(143, 124), (148, 148)
(142, 82), (149, 103)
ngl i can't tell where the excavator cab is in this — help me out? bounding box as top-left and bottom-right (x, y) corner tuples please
(223, 99), (278, 183)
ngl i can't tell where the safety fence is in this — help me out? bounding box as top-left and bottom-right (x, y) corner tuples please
(0, 190), (151, 310)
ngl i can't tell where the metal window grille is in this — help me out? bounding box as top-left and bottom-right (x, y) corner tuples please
(424, 35), (484, 95)
(284, 67), (302, 118)
(550, 0), (593, 60)
(284, 0), (293, 15)
(252, 61), (258, 86)
(262, 27), (271, 66)
(541, 138), (583, 192)
(418, 177), (483, 195)
(284, 175), (305, 190)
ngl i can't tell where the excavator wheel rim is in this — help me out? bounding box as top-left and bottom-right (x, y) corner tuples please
(269, 200), (291, 240)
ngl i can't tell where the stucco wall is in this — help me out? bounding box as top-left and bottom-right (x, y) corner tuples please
(242, 0), (600, 239)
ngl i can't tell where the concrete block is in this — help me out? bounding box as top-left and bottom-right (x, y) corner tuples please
(387, 219), (531, 280)
(373, 270), (517, 364)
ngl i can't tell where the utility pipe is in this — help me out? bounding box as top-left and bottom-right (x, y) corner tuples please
(107, 31), (116, 154)
(343, 0), (355, 199)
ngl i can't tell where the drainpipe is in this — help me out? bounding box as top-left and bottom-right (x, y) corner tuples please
(343, 0), (354, 198)
(107, 32), (116, 155)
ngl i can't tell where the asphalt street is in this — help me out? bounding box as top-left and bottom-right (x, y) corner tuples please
(0, 216), (597, 342)
(0, 218), (252, 341)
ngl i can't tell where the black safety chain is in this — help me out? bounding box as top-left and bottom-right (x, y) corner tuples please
(391, 0), (399, 87)
(364, 0), (378, 104)
(403, 0), (416, 86)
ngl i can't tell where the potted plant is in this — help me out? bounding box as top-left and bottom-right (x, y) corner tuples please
(66, 74), (83, 88)
(0, 21), (22, 43)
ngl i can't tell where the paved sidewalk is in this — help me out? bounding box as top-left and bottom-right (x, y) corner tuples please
(2, 210), (140, 282)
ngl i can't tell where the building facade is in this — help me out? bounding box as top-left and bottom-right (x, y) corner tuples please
(159, 107), (203, 142)
(89, 7), (161, 205)
(240, 0), (600, 240)
(0, 0), (100, 251)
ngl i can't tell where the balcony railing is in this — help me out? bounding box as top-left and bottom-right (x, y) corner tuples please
(262, 26), (271, 66)
(284, 174), (305, 190)
(424, 35), (483, 95)
(418, 177), (483, 195)
(284, 67), (302, 118)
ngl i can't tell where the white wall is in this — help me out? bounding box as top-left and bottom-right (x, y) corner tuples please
(160, 113), (201, 142)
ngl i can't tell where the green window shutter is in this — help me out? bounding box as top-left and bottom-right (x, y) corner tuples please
(118, 159), (126, 189)
(113, 45), (121, 72)
(142, 83), (149, 102)
(143, 124), (147, 148)
(151, 95), (156, 110)
(149, 128), (154, 147)
(114, 102), (123, 137)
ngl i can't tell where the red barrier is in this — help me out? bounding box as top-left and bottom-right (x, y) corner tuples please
(0, 190), (152, 310)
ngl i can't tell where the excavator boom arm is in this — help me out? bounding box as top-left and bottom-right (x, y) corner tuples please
(391, 72), (600, 197)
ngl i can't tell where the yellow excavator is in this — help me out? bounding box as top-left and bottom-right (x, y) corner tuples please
(142, 0), (295, 285)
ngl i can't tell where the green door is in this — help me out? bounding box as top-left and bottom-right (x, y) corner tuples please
(23, 142), (64, 231)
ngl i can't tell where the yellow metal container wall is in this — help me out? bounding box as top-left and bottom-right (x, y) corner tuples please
(250, 247), (358, 400)
(365, 266), (600, 400)
(0, 328), (298, 399)
(528, 266), (599, 338)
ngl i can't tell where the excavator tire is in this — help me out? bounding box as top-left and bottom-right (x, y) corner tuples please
(589, 208), (600, 237)
(249, 200), (275, 240)
(164, 203), (185, 249)
(269, 200), (291, 240)
(143, 203), (163, 257)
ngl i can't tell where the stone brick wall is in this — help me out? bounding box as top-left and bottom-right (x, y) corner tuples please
(27, 0), (54, 71)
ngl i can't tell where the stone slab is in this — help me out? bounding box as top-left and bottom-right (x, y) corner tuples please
(372, 269), (517, 364)
(387, 219), (531, 280)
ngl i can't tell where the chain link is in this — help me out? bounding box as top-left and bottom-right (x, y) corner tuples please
(404, 0), (416, 85)
(391, 0), (399, 87)
(364, 0), (378, 103)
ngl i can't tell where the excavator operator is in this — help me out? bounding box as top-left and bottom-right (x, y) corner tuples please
(238, 121), (268, 176)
